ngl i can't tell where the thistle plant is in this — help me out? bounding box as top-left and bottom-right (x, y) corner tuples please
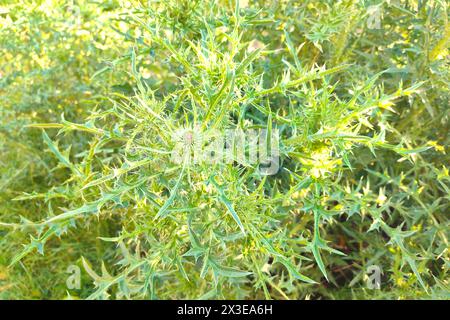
(0, 0), (448, 299)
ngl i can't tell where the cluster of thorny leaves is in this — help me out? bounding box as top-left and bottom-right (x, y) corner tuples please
(0, 0), (448, 299)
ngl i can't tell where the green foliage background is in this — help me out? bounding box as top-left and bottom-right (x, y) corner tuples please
(0, 0), (448, 299)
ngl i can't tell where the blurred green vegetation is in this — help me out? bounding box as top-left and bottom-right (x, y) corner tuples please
(0, 0), (448, 299)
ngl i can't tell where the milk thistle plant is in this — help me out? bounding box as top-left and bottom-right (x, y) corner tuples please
(0, 0), (448, 300)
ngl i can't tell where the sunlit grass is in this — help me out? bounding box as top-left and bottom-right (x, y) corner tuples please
(0, 0), (448, 299)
